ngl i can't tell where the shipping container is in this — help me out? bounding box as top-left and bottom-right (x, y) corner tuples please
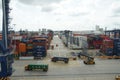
(33, 46), (47, 58)
(32, 38), (47, 49)
(87, 36), (94, 49)
(113, 39), (120, 56)
(19, 43), (26, 53)
(92, 35), (103, 49)
(27, 44), (33, 49)
(105, 48), (113, 56)
(103, 40), (114, 46)
(93, 40), (102, 49)
(34, 52), (46, 57)
(69, 36), (87, 49)
(25, 64), (48, 72)
(27, 51), (33, 56)
(19, 56), (34, 60)
(32, 37), (47, 58)
(100, 39), (114, 55)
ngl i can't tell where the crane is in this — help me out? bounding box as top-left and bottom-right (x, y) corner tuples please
(0, 0), (14, 79)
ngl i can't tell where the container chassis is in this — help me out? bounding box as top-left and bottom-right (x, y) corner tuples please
(51, 57), (69, 63)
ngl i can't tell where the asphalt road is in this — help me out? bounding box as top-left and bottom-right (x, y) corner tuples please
(10, 35), (120, 80)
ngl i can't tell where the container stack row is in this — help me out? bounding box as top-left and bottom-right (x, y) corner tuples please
(11, 30), (54, 59)
(59, 30), (120, 56)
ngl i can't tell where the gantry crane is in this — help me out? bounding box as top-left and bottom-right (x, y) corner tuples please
(0, 0), (14, 79)
(105, 29), (120, 39)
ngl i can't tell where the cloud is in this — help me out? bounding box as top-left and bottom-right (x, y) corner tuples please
(7, 0), (120, 31)
(114, 7), (120, 14)
(18, 0), (63, 13)
(111, 14), (120, 17)
(18, 0), (63, 6)
(113, 22), (120, 26)
(111, 8), (120, 17)
(69, 12), (89, 17)
(41, 5), (55, 12)
(110, 1), (120, 17)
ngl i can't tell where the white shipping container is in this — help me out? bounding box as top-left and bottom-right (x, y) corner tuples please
(70, 36), (87, 49)
(12, 36), (22, 40)
(19, 57), (34, 60)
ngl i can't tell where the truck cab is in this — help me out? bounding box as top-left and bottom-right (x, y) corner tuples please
(83, 57), (95, 65)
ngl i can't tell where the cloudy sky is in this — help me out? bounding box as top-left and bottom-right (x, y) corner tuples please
(0, 0), (120, 31)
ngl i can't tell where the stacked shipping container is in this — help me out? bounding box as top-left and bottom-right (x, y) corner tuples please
(113, 39), (120, 56)
(26, 41), (33, 56)
(11, 30), (54, 59)
(93, 36), (103, 49)
(32, 38), (47, 59)
(19, 43), (26, 56)
(100, 40), (114, 56)
(87, 36), (95, 49)
(33, 46), (47, 58)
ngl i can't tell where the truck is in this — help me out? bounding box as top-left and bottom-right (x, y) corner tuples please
(83, 56), (95, 65)
(51, 57), (69, 63)
(77, 52), (95, 65)
(25, 64), (48, 72)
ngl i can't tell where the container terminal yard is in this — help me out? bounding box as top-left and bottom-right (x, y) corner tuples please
(8, 35), (120, 80)
(0, 0), (120, 80)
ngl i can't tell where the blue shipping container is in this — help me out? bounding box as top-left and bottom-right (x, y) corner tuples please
(105, 48), (113, 56)
(34, 51), (46, 57)
(113, 39), (120, 56)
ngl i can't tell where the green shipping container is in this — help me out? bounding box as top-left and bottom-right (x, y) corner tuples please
(25, 64), (48, 72)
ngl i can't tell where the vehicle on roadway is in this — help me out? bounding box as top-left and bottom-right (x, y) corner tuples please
(78, 52), (95, 65)
(83, 56), (95, 65)
(25, 64), (48, 72)
(51, 57), (69, 63)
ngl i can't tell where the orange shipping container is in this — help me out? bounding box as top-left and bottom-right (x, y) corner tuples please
(19, 43), (26, 53)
